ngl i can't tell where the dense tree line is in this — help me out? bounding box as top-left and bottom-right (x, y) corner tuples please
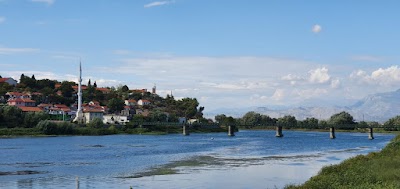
(0, 105), (49, 128)
(215, 111), (400, 130)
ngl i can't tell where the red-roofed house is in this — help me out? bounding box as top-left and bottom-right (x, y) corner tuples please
(7, 98), (36, 107)
(6, 92), (31, 99)
(19, 107), (43, 113)
(130, 89), (148, 95)
(125, 99), (137, 106)
(138, 99), (151, 106)
(0, 78), (17, 86)
(96, 87), (111, 94)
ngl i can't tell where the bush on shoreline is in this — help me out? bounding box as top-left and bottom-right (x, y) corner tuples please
(285, 135), (400, 189)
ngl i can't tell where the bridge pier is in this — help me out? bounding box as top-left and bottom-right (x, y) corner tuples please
(275, 126), (283, 137)
(330, 127), (336, 139)
(228, 125), (235, 136)
(183, 125), (190, 136)
(368, 128), (374, 140)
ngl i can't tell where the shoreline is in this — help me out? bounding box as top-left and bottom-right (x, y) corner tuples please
(286, 134), (400, 188)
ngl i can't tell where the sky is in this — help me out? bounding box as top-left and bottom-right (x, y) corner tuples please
(0, 0), (399, 114)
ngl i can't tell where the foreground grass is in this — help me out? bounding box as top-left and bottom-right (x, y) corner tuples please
(286, 135), (400, 189)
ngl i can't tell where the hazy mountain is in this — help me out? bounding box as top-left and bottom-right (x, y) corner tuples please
(207, 89), (400, 123)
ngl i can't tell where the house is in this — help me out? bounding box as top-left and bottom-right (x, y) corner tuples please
(38, 103), (53, 111)
(96, 87), (111, 94)
(5, 92), (31, 100)
(83, 109), (104, 123)
(0, 78), (17, 86)
(19, 107), (43, 113)
(138, 99), (151, 106)
(103, 114), (129, 125)
(48, 104), (72, 115)
(130, 89), (147, 95)
(82, 103), (106, 113)
(7, 98), (36, 107)
(125, 99), (137, 106)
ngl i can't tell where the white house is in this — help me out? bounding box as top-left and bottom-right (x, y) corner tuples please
(138, 99), (151, 106)
(83, 109), (103, 123)
(0, 78), (17, 86)
(125, 99), (137, 106)
(103, 114), (129, 125)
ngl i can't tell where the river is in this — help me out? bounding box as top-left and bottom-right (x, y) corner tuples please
(0, 130), (395, 189)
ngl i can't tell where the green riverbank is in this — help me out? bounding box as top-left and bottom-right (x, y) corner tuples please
(286, 134), (400, 189)
(0, 124), (226, 137)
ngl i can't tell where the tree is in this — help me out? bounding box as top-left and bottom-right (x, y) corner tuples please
(1, 106), (23, 128)
(384, 116), (400, 126)
(215, 114), (227, 123)
(149, 110), (168, 122)
(329, 111), (355, 125)
(87, 118), (104, 128)
(107, 98), (125, 114)
(59, 81), (74, 98)
(241, 111), (262, 126)
(93, 81), (97, 88)
(277, 115), (297, 127)
(299, 117), (319, 129)
(88, 79), (91, 87)
(121, 85), (129, 92)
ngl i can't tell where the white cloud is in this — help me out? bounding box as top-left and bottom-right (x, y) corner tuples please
(312, 24), (322, 33)
(0, 17), (5, 24)
(0, 46), (39, 54)
(330, 78), (340, 89)
(144, 1), (174, 8)
(350, 66), (400, 86)
(31, 0), (54, 5)
(308, 67), (331, 84)
(351, 55), (384, 62)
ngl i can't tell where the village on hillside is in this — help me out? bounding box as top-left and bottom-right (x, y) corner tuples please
(0, 74), (207, 125)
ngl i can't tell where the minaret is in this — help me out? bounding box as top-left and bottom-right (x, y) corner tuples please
(73, 61), (86, 124)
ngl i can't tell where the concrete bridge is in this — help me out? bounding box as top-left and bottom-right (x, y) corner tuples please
(131, 122), (397, 140)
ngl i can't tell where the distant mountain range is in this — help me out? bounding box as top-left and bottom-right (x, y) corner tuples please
(207, 89), (400, 123)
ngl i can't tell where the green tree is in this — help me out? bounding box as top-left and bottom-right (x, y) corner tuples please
(23, 112), (49, 128)
(215, 114), (227, 123)
(107, 98), (125, 114)
(299, 117), (319, 129)
(329, 111), (355, 125)
(241, 111), (262, 126)
(59, 81), (75, 98)
(277, 115), (297, 127)
(3, 106), (24, 128)
(121, 85), (129, 92)
(87, 118), (104, 128)
(149, 110), (168, 122)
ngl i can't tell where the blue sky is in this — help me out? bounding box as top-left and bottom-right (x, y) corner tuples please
(0, 0), (399, 113)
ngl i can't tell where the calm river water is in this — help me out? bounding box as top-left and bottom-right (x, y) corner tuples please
(0, 130), (395, 189)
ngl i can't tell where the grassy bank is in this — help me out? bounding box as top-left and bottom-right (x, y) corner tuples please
(286, 134), (400, 189)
